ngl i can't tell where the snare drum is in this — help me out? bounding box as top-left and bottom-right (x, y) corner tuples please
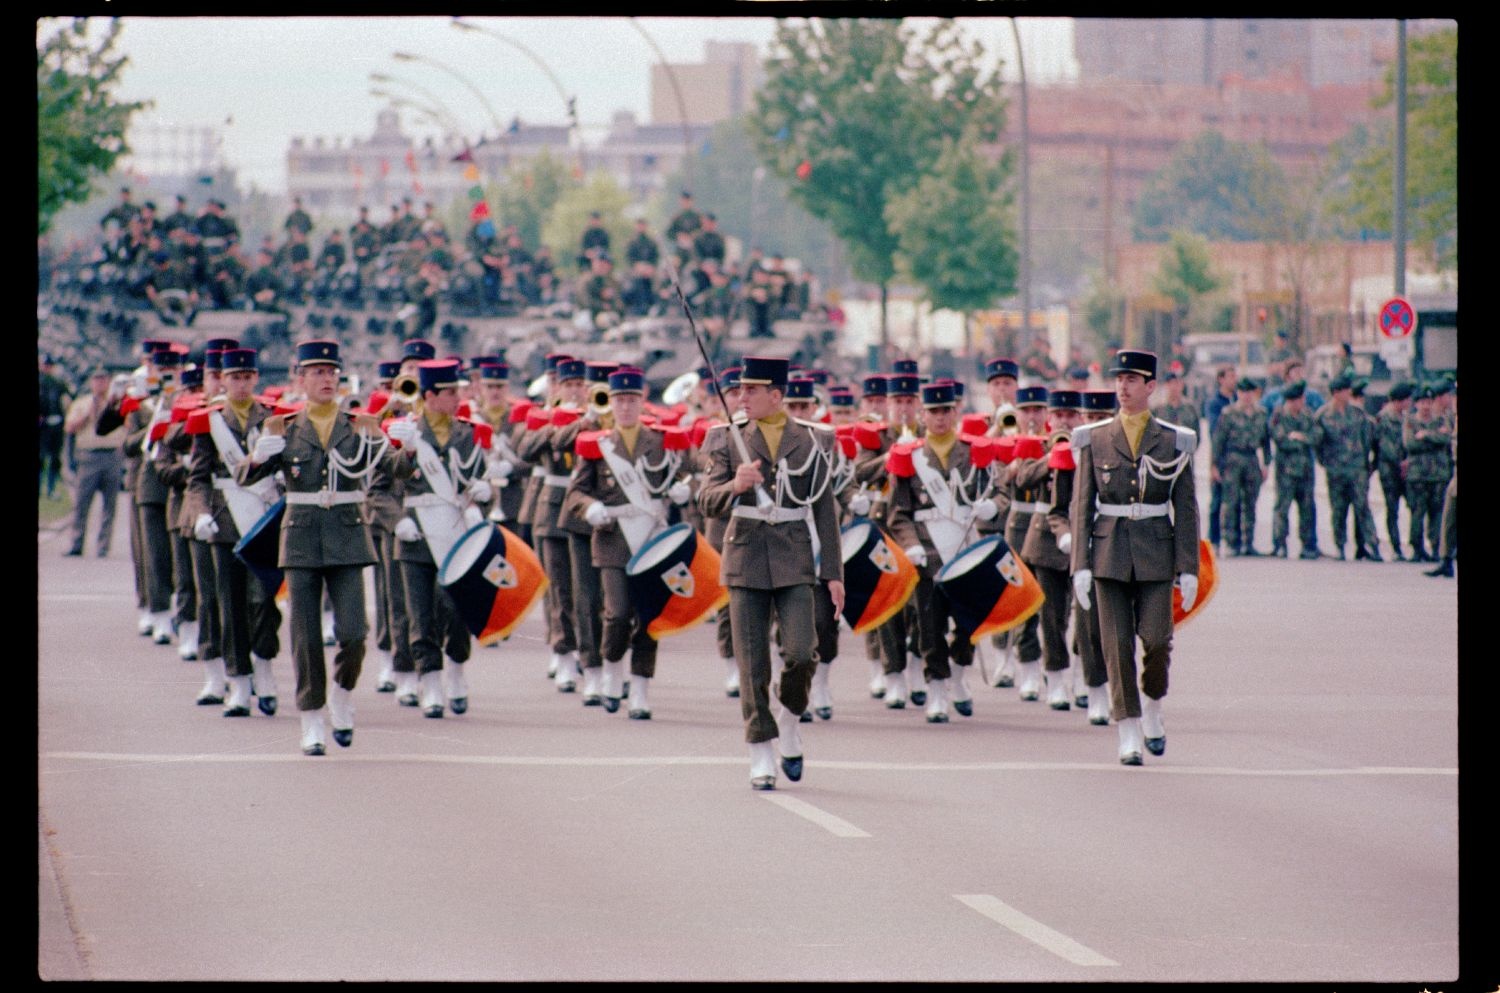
(935, 535), (1046, 643)
(232, 498), (285, 598)
(438, 523), (548, 645)
(838, 518), (918, 634)
(625, 524), (728, 640)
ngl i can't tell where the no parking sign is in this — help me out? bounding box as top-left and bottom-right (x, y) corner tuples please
(1379, 297), (1416, 339)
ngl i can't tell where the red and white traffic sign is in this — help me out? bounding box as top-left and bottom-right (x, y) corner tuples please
(1379, 297), (1416, 339)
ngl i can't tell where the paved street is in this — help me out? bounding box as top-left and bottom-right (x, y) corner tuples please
(39, 479), (1460, 983)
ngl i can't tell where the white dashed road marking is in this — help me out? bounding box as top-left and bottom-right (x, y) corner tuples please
(955, 894), (1119, 966)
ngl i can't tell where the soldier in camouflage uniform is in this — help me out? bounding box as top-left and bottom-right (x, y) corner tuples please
(1211, 377), (1270, 556)
(1269, 381), (1319, 559)
(1373, 382), (1413, 560)
(1402, 386), (1454, 563)
(1153, 369), (1201, 434)
(1313, 375), (1380, 562)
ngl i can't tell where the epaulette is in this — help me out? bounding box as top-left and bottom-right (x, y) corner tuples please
(1158, 420), (1196, 453)
(1069, 419), (1105, 449)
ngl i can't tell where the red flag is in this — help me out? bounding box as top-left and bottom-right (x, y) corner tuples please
(795, 159), (812, 181)
(469, 200), (490, 221)
(405, 149), (417, 173)
(379, 158), (391, 177)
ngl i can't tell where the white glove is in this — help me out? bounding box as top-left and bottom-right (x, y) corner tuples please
(585, 501), (612, 528)
(193, 513), (218, 542)
(387, 419), (419, 445)
(1056, 531), (1072, 555)
(251, 434), (286, 463)
(972, 498), (998, 522)
(395, 517), (421, 543)
(468, 479), (493, 504)
(1073, 569), (1093, 611)
(849, 491), (872, 516)
(668, 480), (692, 506)
(905, 544), (928, 569)
(489, 459), (514, 481)
(463, 505), (484, 528)
(1177, 573), (1198, 613)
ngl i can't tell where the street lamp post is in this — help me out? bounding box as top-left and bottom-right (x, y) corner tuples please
(393, 50), (506, 143)
(368, 71), (467, 139)
(627, 18), (695, 190)
(450, 18), (581, 169)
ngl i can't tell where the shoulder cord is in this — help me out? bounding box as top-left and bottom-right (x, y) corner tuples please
(1138, 451), (1190, 501)
(830, 448), (858, 495)
(447, 442), (487, 486)
(774, 439), (834, 507)
(327, 430), (390, 490)
(636, 449), (682, 497)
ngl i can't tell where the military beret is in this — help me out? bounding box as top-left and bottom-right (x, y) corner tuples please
(1351, 378), (1369, 397)
(1282, 381), (1306, 401)
(1388, 381), (1414, 401)
(1236, 377), (1261, 392)
(1328, 374), (1352, 391)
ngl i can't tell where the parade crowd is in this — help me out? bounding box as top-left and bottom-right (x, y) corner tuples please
(40, 187), (831, 342)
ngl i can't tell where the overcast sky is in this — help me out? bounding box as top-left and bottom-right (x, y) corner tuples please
(47, 15), (1080, 195)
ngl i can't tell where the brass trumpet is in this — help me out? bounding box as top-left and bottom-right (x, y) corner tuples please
(993, 403), (1020, 435)
(390, 373), (422, 406)
(589, 384), (611, 417)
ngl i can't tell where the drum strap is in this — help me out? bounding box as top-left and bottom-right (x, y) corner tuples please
(208, 410), (280, 515)
(599, 437), (667, 554)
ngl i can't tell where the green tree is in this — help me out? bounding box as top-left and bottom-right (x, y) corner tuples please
(1152, 230), (1224, 335)
(657, 116), (845, 284)
(541, 172), (633, 276)
(493, 149), (577, 252)
(1328, 26), (1456, 267)
(885, 134), (1017, 350)
(1132, 131), (1289, 243)
(37, 18), (149, 236)
(749, 19), (1008, 345)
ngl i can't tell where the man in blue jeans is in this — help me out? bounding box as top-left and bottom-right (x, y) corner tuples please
(1203, 364), (1237, 553)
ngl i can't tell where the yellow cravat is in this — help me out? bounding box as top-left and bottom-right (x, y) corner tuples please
(425, 410), (452, 448)
(306, 401), (339, 448)
(756, 411), (788, 461)
(927, 431), (958, 470)
(228, 396), (254, 432)
(617, 423), (641, 457)
(484, 404), (507, 427)
(1121, 409), (1151, 457)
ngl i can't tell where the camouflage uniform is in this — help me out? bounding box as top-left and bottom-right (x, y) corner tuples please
(1402, 410), (1453, 561)
(1211, 403), (1270, 554)
(1155, 399), (1201, 434)
(1373, 403), (1409, 558)
(1313, 402), (1377, 559)
(1269, 403), (1318, 557)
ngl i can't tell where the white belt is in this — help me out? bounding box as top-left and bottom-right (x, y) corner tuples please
(731, 504), (812, 524)
(403, 493), (453, 509)
(285, 490), (365, 507)
(1096, 500), (1169, 519)
(543, 473), (572, 488)
(529, 466), (545, 478)
(1009, 500), (1051, 515)
(914, 508), (964, 523)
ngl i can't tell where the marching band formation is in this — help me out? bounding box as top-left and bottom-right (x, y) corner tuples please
(96, 335), (1204, 785)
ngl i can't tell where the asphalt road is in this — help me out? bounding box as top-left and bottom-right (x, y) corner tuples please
(38, 487), (1461, 983)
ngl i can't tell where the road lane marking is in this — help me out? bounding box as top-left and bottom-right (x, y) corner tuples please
(760, 794), (870, 837)
(955, 894), (1118, 967)
(40, 752), (1457, 776)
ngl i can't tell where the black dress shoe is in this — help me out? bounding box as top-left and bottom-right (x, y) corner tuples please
(180, 651), (198, 661)
(869, 686), (884, 699)
(423, 705), (444, 718)
(814, 706), (832, 720)
(925, 711), (949, 724)
(954, 699), (973, 718)
(1353, 546), (1367, 560)
(302, 743), (326, 757)
(583, 694), (603, 707)
(750, 775), (776, 791)
(1145, 736), (1166, 756)
(995, 675), (1014, 688)
(64, 548), (83, 557)
(257, 696), (277, 717)
(1120, 752), (1143, 766)
(332, 728), (353, 748)
(1426, 559), (1455, 578)
(1333, 548), (1346, 561)
(780, 754), (803, 782)
(1392, 548), (1406, 561)
(799, 710), (813, 723)
(1299, 548), (1322, 561)
(1090, 714), (1110, 726)
(603, 696), (621, 713)
(397, 693), (419, 707)
(910, 691), (927, 706)
(376, 679), (396, 693)
(1240, 547), (1262, 557)
(1364, 546), (1383, 562)
(727, 686), (740, 699)
(196, 693), (224, 706)
(1050, 699), (1071, 711)
(223, 705), (251, 718)
(628, 708), (651, 720)
(449, 697), (468, 714)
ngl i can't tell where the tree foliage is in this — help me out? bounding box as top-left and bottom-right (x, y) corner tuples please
(1152, 230), (1223, 331)
(1132, 131), (1289, 243)
(885, 133), (1016, 317)
(1328, 26), (1456, 267)
(540, 171), (632, 275)
(493, 149), (578, 254)
(37, 18), (149, 236)
(749, 19), (1009, 292)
